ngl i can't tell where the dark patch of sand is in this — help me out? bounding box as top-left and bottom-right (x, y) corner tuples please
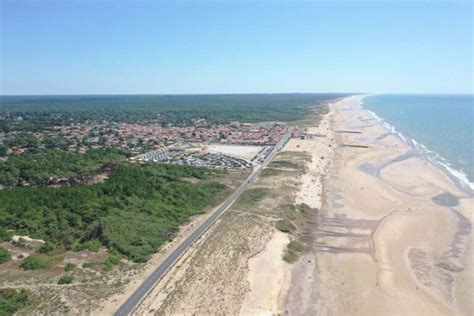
(432, 192), (459, 207)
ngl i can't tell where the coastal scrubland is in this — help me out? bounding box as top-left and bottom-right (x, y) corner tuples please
(132, 141), (321, 315)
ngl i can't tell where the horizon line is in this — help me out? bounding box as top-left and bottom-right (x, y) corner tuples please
(1, 92), (473, 97)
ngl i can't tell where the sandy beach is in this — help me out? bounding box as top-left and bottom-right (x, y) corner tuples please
(286, 95), (473, 315)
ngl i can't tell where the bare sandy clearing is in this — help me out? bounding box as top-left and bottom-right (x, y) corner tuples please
(207, 144), (263, 161)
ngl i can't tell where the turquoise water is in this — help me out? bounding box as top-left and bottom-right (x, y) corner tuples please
(362, 94), (474, 188)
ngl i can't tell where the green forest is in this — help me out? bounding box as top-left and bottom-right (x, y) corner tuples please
(0, 94), (346, 130)
(0, 162), (226, 262)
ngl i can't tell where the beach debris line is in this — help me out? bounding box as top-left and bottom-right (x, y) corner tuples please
(341, 144), (370, 148)
(335, 130), (362, 134)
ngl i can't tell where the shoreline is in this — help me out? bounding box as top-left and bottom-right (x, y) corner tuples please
(286, 95), (473, 314)
(361, 95), (474, 194)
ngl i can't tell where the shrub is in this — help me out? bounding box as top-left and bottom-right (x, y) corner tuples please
(0, 247), (12, 264)
(37, 241), (56, 254)
(20, 256), (51, 270)
(104, 253), (123, 271)
(288, 240), (304, 252)
(295, 203), (312, 215)
(72, 240), (101, 252)
(82, 262), (95, 269)
(283, 240), (304, 263)
(275, 219), (296, 233)
(0, 289), (29, 315)
(64, 263), (76, 272)
(0, 228), (13, 242)
(57, 274), (74, 285)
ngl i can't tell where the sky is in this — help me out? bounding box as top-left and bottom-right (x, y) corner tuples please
(0, 0), (472, 95)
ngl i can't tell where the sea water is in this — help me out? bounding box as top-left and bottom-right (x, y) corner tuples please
(362, 94), (474, 190)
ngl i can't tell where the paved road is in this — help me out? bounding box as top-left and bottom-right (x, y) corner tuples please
(114, 129), (292, 316)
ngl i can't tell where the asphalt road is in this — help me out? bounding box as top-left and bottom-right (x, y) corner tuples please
(114, 129), (292, 316)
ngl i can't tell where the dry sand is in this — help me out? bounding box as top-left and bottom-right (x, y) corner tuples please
(240, 231), (291, 315)
(286, 95), (473, 315)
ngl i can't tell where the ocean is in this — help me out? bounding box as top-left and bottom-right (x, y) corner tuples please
(362, 94), (474, 191)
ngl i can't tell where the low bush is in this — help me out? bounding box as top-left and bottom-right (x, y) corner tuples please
(283, 240), (304, 263)
(37, 241), (56, 254)
(295, 203), (312, 215)
(64, 263), (76, 272)
(72, 240), (101, 252)
(275, 219), (296, 233)
(82, 262), (95, 269)
(104, 253), (123, 271)
(57, 274), (74, 285)
(20, 256), (51, 270)
(0, 247), (12, 264)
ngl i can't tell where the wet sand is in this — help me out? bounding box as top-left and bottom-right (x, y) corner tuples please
(286, 95), (473, 315)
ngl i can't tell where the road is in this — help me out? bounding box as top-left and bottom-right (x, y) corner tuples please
(114, 128), (292, 316)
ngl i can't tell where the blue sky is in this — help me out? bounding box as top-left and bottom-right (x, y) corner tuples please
(0, 0), (472, 94)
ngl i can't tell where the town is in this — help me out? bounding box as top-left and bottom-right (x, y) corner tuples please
(0, 118), (298, 170)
